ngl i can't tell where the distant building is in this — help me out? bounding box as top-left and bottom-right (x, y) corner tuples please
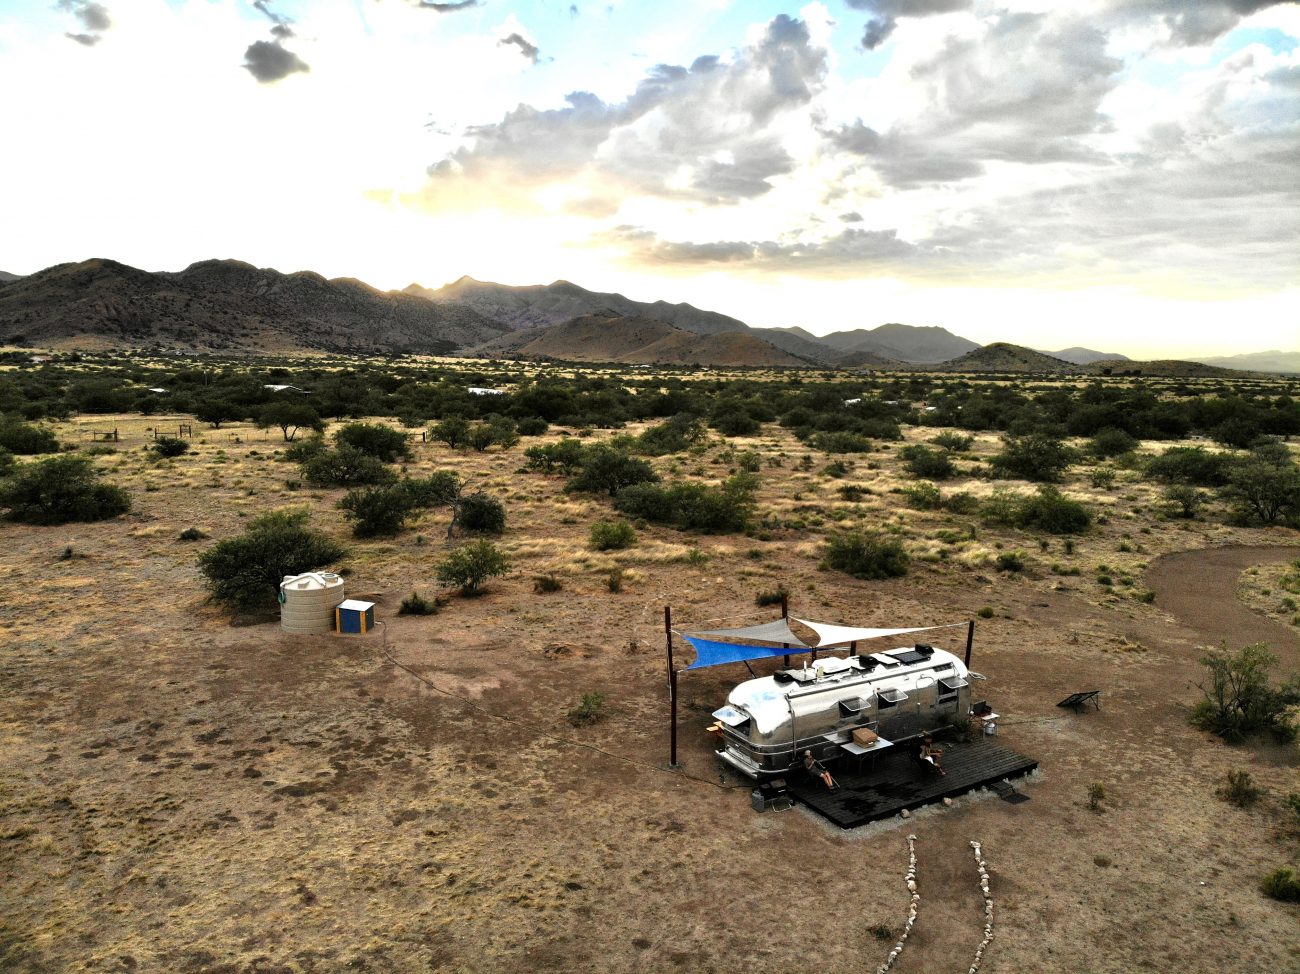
(467, 387), (506, 396)
(263, 384), (309, 393)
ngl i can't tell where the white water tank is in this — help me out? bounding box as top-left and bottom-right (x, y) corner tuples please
(279, 572), (345, 633)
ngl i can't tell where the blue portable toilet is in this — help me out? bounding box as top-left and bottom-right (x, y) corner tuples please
(335, 599), (375, 634)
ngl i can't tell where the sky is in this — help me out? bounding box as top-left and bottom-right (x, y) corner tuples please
(0, 0), (1297, 358)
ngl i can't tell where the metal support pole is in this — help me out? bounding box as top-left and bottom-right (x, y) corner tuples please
(669, 666), (679, 768)
(664, 605), (674, 689)
(780, 593), (790, 667)
(964, 619), (975, 668)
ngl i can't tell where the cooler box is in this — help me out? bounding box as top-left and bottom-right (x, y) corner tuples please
(335, 599), (375, 634)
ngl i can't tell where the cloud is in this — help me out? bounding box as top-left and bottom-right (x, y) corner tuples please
(1113, 0), (1288, 46)
(499, 32), (540, 64)
(58, 0), (111, 46)
(603, 224), (926, 271)
(827, 12), (1121, 186)
(843, 0), (970, 49)
(243, 1), (309, 84)
(243, 39), (310, 83)
(415, 0), (482, 11)
(425, 14), (827, 203)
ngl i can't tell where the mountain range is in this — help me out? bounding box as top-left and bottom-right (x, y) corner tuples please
(0, 258), (1293, 375)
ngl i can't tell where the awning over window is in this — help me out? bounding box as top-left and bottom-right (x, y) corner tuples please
(939, 677), (970, 692)
(712, 706), (751, 727)
(877, 688), (909, 704)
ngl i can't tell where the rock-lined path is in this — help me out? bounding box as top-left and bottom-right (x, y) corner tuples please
(1146, 544), (1300, 664)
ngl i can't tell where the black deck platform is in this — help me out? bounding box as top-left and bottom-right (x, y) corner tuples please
(785, 737), (1038, 828)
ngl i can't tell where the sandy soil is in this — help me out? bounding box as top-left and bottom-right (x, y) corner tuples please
(2, 412), (1298, 973)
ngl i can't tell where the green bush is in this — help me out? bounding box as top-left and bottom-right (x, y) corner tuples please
(0, 455), (130, 525)
(900, 445), (956, 479)
(257, 402), (324, 442)
(153, 436), (189, 458)
(454, 492), (506, 534)
(589, 519), (636, 551)
(178, 527), (206, 541)
(811, 431), (874, 454)
(930, 431), (973, 452)
(821, 531), (910, 580)
(903, 482), (942, 510)
(567, 692), (606, 726)
(398, 591), (440, 615)
(0, 420), (59, 455)
(755, 583), (789, 607)
(467, 418), (519, 452)
(524, 438), (586, 474)
(1015, 486), (1092, 534)
(991, 433), (1076, 482)
(429, 417), (471, 449)
(339, 484), (416, 537)
(401, 471), (461, 508)
(533, 573), (563, 593)
(1261, 868), (1300, 903)
(283, 434), (327, 463)
(995, 551), (1026, 572)
(1191, 643), (1298, 743)
(302, 445), (397, 488)
(637, 416), (705, 456)
(1087, 428), (1139, 459)
(335, 422), (411, 463)
(516, 416), (548, 437)
(1217, 770), (1264, 808)
(614, 474), (756, 534)
(436, 539), (511, 595)
(1163, 484), (1204, 519)
(196, 509), (344, 612)
(566, 445), (659, 496)
(1146, 447), (1233, 487)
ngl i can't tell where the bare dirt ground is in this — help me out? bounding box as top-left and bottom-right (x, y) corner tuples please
(2, 412), (1299, 973)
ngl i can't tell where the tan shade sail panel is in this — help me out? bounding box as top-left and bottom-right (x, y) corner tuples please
(684, 619), (810, 648)
(793, 618), (965, 648)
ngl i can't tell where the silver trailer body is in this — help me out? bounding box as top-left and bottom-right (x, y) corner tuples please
(713, 645), (972, 779)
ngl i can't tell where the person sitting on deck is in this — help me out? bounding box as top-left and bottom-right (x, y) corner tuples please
(803, 749), (838, 790)
(919, 736), (946, 776)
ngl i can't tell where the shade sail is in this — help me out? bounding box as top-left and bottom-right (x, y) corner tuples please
(681, 635), (801, 671)
(686, 619), (809, 648)
(793, 618), (964, 649)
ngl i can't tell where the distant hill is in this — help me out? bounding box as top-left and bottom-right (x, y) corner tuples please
(836, 349), (909, 370)
(1043, 346), (1129, 365)
(0, 258), (508, 354)
(0, 271), (22, 284)
(1189, 350), (1300, 374)
(938, 343), (1078, 373)
(1080, 358), (1248, 378)
(471, 313), (812, 368)
(818, 323), (979, 363)
(407, 276), (749, 337)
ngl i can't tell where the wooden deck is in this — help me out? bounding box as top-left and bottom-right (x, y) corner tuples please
(784, 737), (1038, 829)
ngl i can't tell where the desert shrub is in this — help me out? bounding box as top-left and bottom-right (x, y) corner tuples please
(991, 433), (1076, 482)
(429, 417), (471, 449)
(903, 482), (942, 510)
(977, 605), (994, 618)
(614, 474), (756, 534)
(1226, 454), (1300, 526)
(1088, 428), (1139, 459)
(930, 431), (973, 452)
(566, 445), (658, 496)
(302, 445), (397, 488)
(1087, 782), (1106, 812)
(900, 445), (956, 479)
(995, 551), (1026, 572)
(0, 420), (59, 455)
(979, 487), (1023, 526)
(811, 431), (874, 454)
(637, 415), (705, 456)
(1191, 643), (1298, 743)
(0, 455), (130, 525)
(606, 568), (624, 593)
(533, 573), (563, 594)
(283, 434), (326, 463)
(401, 471), (461, 508)
(257, 402), (324, 442)
(334, 422), (411, 463)
(709, 402), (760, 437)
(0, 447), (13, 477)
(943, 491), (980, 515)
(1163, 484), (1204, 519)
(467, 418), (519, 452)
(397, 591), (440, 615)
(1015, 486), (1092, 534)
(153, 436), (189, 458)
(1261, 868), (1300, 903)
(1145, 446), (1233, 487)
(567, 692), (606, 726)
(736, 450), (762, 473)
(589, 519), (636, 551)
(1217, 770), (1264, 807)
(516, 416), (548, 436)
(837, 485), (868, 502)
(755, 583), (789, 607)
(821, 459), (851, 478)
(178, 527), (206, 541)
(454, 492), (506, 534)
(821, 531), (909, 580)
(1088, 467), (1116, 489)
(524, 438), (586, 474)
(339, 484), (416, 537)
(196, 509), (344, 612)
(436, 539), (510, 595)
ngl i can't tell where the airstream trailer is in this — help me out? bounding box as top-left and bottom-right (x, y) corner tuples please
(712, 644), (972, 779)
